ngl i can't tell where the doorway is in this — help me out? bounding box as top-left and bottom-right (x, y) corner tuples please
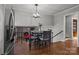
(72, 15), (78, 48)
(65, 13), (78, 48)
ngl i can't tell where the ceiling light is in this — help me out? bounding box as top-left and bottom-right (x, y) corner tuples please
(33, 4), (40, 18)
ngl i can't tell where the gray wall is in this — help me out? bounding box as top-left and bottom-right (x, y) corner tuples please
(5, 8), (11, 26)
(15, 11), (54, 27)
(65, 15), (72, 39)
(0, 5), (5, 54)
(0, 5), (12, 54)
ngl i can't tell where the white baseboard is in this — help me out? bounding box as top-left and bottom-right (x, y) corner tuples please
(51, 39), (65, 43)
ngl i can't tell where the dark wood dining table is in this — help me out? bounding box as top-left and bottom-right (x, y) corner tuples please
(29, 36), (50, 50)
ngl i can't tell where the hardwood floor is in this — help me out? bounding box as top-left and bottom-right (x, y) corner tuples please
(14, 39), (79, 55)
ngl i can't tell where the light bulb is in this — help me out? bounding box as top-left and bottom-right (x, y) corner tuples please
(36, 12), (40, 18)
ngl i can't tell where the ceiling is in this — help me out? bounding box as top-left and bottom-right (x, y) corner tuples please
(6, 4), (79, 15)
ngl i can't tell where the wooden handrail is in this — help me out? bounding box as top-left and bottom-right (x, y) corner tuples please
(52, 30), (63, 38)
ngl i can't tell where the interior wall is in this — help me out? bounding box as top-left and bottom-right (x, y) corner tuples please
(54, 5), (79, 44)
(53, 23), (64, 42)
(15, 11), (54, 27)
(0, 5), (5, 54)
(4, 8), (11, 26)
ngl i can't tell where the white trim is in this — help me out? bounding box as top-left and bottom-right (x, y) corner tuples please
(77, 13), (78, 47)
(53, 39), (65, 43)
(54, 5), (79, 15)
(64, 15), (65, 41)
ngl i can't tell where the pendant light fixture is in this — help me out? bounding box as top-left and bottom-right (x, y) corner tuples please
(33, 4), (40, 18)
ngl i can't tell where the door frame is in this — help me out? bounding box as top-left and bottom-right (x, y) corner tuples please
(64, 12), (79, 47)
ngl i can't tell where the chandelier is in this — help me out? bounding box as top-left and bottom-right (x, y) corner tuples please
(33, 4), (40, 18)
